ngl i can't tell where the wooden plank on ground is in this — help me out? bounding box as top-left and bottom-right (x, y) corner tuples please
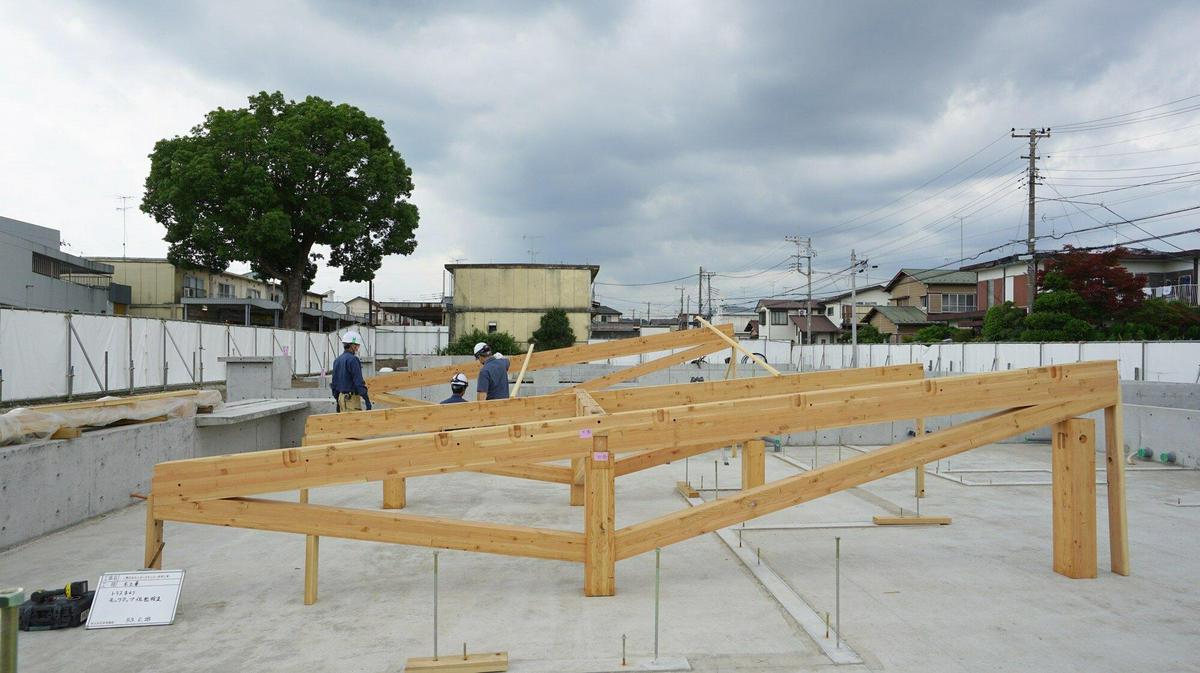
(404, 652), (508, 672)
(872, 515), (951, 526)
(31, 389), (203, 412)
(614, 395), (1111, 559)
(154, 497), (585, 562)
(368, 323), (736, 393)
(156, 362), (1117, 504)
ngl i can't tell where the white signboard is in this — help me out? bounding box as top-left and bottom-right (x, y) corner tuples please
(86, 570), (185, 629)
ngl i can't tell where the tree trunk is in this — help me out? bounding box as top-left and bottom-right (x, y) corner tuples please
(281, 272), (306, 330)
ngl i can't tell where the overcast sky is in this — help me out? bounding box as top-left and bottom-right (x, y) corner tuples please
(4, 1), (1200, 317)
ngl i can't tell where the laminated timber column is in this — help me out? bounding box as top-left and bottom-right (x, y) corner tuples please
(144, 494), (163, 570)
(742, 439), (765, 490)
(1052, 418), (1098, 579)
(300, 489), (319, 605)
(1104, 403), (1130, 575)
(573, 390), (606, 507)
(914, 417), (926, 498)
(584, 435), (616, 596)
(383, 478), (407, 510)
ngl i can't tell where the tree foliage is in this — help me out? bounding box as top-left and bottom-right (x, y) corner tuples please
(530, 308), (577, 350)
(838, 323), (888, 344)
(1037, 246), (1145, 318)
(442, 329), (521, 356)
(981, 301), (1025, 341)
(910, 324), (973, 343)
(142, 91), (419, 328)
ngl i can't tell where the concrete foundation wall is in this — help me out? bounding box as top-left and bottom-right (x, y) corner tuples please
(1, 398), (335, 551)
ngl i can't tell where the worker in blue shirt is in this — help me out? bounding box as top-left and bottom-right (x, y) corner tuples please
(440, 373), (470, 404)
(331, 331), (372, 411)
(473, 342), (510, 400)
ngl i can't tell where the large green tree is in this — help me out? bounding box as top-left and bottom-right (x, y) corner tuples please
(531, 308), (577, 350)
(141, 91), (419, 328)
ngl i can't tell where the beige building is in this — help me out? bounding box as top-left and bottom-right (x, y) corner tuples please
(91, 258), (353, 330)
(446, 263), (599, 346)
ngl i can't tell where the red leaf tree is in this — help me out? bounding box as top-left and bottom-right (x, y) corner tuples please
(1037, 246), (1146, 319)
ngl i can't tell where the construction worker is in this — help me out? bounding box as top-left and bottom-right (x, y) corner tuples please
(441, 373), (470, 404)
(332, 331), (372, 412)
(473, 342), (510, 401)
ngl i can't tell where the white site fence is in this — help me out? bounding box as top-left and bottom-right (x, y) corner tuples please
(790, 340), (1200, 383)
(0, 307), (375, 403)
(375, 325), (449, 357)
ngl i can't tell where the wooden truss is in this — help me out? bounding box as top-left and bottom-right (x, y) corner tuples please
(144, 351), (1128, 604)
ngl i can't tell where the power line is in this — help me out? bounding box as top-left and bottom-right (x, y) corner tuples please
(1041, 171), (1200, 199)
(1051, 93), (1200, 129)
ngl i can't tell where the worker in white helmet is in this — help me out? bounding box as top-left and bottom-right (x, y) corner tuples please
(440, 373), (470, 404)
(473, 341), (509, 401)
(332, 330), (371, 411)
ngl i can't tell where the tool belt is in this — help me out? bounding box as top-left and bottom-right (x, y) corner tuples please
(337, 392), (364, 412)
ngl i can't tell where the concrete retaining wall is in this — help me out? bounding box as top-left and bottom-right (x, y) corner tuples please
(1, 398), (334, 551)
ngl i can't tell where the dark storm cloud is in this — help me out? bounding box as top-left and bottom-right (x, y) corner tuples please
(73, 0), (1200, 302)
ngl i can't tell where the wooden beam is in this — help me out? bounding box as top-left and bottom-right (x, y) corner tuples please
(571, 389), (605, 505)
(474, 463), (573, 484)
(34, 389), (203, 412)
(742, 439), (765, 490)
(302, 364), (925, 444)
(1052, 418), (1098, 579)
(614, 396), (1110, 559)
(510, 344), (535, 397)
(584, 436), (615, 596)
(367, 323), (736, 393)
(564, 342), (724, 393)
(614, 440), (731, 477)
(156, 362), (1116, 504)
(1104, 403), (1130, 576)
(374, 392), (435, 407)
(154, 497), (585, 562)
(696, 317), (780, 376)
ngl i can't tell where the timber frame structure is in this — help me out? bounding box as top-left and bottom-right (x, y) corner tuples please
(143, 325), (1129, 604)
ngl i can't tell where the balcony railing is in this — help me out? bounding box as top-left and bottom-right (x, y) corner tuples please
(1144, 284), (1197, 306)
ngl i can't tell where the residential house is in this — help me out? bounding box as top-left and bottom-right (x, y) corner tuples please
(713, 304), (758, 338)
(445, 263), (599, 346)
(789, 314), (841, 344)
(964, 248), (1200, 310)
(884, 268), (979, 326)
(755, 299), (816, 342)
(92, 258), (353, 330)
(819, 284), (890, 329)
(591, 302), (622, 323)
(862, 306), (935, 344)
(1, 215), (130, 314)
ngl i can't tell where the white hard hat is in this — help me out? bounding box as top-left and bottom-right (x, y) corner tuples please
(341, 331), (363, 345)
(451, 373), (469, 386)
(473, 342), (492, 356)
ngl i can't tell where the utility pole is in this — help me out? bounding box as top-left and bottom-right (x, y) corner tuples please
(521, 235), (542, 263)
(786, 235), (816, 345)
(675, 286), (686, 324)
(1012, 128), (1050, 311)
(646, 301), (651, 324)
(705, 272), (715, 321)
(115, 195), (135, 259)
(850, 249), (858, 365)
(697, 266), (704, 326)
(954, 216), (966, 264)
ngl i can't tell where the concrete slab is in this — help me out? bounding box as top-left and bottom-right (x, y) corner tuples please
(3, 442), (1198, 673)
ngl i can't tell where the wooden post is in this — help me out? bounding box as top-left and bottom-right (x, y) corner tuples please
(1104, 403), (1130, 576)
(383, 478), (406, 509)
(570, 458), (585, 506)
(742, 439), (765, 490)
(144, 494), (163, 570)
(1051, 418), (1098, 579)
(584, 435), (615, 596)
(914, 417), (926, 498)
(300, 489), (319, 605)
(511, 343), (535, 397)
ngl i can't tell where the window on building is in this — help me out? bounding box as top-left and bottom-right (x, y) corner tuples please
(920, 295), (928, 308)
(307, 301), (319, 309)
(826, 305), (835, 316)
(217, 282), (234, 298)
(246, 288), (261, 299)
(270, 293), (281, 303)
(942, 293), (978, 313)
(182, 275), (207, 298)
(770, 310), (788, 325)
(487, 321), (498, 333)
